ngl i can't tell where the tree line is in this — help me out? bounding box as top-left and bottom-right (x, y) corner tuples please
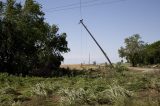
(0, 0), (70, 75)
(119, 34), (160, 67)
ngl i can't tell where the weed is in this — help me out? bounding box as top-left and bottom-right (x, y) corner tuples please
(0, 65), (159, 106)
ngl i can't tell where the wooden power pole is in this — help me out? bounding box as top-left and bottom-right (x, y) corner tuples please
(79, 19), (113, 67)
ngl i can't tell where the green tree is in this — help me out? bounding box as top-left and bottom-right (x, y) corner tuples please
(0, 0), (70, 75)
(144, 41), (160, 64)
(118, 34), (146, 67)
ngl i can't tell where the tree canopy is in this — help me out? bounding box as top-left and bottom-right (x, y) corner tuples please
(0, 0), (70, 75)
(119, 34), (160, 66)
(118, 34), (146, 67)
(144, 41), (160, 65)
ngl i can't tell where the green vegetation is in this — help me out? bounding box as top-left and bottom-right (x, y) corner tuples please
(119, 34), (160, 67)
(0, 0), (69, 75)
(0, 65), (159, 106)
(0, 1), (160, 106)
(144, 41), (160, 65)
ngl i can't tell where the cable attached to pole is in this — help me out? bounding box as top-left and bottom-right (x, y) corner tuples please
(80, 0), (83, 65)
(80, 0), (82, 20)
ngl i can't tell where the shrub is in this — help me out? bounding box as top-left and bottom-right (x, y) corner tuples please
(97, 85), (133, 105)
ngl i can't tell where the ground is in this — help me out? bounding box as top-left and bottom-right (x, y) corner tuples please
(0, 64), (160, 106)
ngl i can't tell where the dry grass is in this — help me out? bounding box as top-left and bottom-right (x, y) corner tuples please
(61, 64), (100, 70)
(0, 64), (160, 106)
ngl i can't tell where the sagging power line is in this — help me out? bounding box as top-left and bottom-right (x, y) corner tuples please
(46, 0), (127, 12)
(46, 0), (100, 10)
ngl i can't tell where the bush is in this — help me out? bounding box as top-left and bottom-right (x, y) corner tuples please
(115, 62), (128, 73)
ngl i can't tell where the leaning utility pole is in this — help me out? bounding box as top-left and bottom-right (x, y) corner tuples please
(79, 19), (113, 67)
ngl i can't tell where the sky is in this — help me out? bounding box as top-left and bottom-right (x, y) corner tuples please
(3, 0), (160, 64)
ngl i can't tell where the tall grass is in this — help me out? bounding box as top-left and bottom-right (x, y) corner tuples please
(0, 64), (159, 106)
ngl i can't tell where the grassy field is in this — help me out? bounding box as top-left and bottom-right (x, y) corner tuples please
(0, 64), (160, 106)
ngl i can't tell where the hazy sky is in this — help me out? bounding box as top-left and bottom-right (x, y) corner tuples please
(6, 0), (160, 64)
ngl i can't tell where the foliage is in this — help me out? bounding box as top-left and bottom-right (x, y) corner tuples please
(0, 65), (159, 106)
(144, 41), (160, 64)
(0, 0), (70, 75)
(119, 34), (160, 66)
(115, 62), (128, 73)
(118, 34), (146, 67)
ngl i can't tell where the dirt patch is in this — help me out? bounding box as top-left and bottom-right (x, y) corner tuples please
(138, 89), (160, 98)
(128, 67), (160, 74)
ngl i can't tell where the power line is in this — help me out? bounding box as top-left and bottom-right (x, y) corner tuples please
(80, 0), (82, 19)
(80, 0), (83, 64)
(46, 0), (100, 11)
(46, 0), (127, 12)
(47, 0), (124, 12)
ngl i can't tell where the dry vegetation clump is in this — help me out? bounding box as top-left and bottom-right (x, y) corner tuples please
(0, 64), (160, 106)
